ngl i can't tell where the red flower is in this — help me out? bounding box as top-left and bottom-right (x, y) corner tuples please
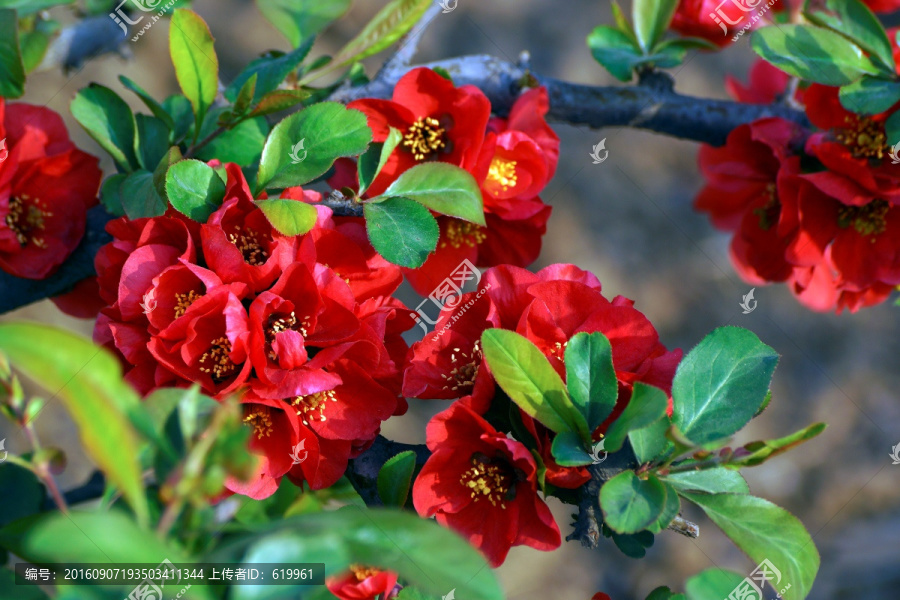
(348, 67), (491, 197)
(801, 84), (900, 206)
(672, 0), (783, 46)
(326, 566), (398, 600)
(725, 59), (801, 105)
(412, 402), (561, 567)
(864, 0), (900, 12)
(0, 100), (102, 278)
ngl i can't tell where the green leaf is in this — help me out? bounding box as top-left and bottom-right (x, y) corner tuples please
(0, 463), (45, 527)
(663, 468), (749, 495)
(679, 492), (819, 600)
(257, 102), (372, 190)
(303, 0), (431, 83)
(804, 0), (895, 73)
(381, 163), (485, 225)
(119, 75), (175, 131)
(257, 0), (351, 47)
(0, 324), (149, 526)
(248, 90), (311, 118)
(119, 170), (167, 220)
(647, 481), (680, 533)
(196, 109), (269, 166)
(603, 382), (668, 453)
(587, 25), (643, 82)
(231, 507), (502, 600)
(70, 83), (139, 171)
(224, 40), (314, 104)
(564, 331), (618, 431)
(363, 197), (438, 268)
(600, 471), (667, 534)
(730, 422), (827, 468)
(751, 24), (879, 86)
(886, 110), (900, 146)
(0, 9), (25, 98)
(255, 198), (318, 236)
(135, 114), (170, 171)
(376, 450), (416, 507)
(653, 37), (718, 68)
(628, 416), (671, 464)
(672, 327), (778, 446)
(153, 145), (183, 203)
(633, 0), (679, 53)
(481, 329), (589, 440)
(0, 0), (74, 13)
(645, 587), (684, 600)
(165, 159), (227, 222)
(100, 174), (127, 217)
(20, 21), (57, 74)
(838, 76), (900, 115)
(684, 569), (748, 600)
(610, 529), (655, 559)
(162, 94), (194, 143)
(358, 127), (403, 195)
(611, 0), (638, 45)
(169, 8), (219, 133)
(550, 430), (594, 467)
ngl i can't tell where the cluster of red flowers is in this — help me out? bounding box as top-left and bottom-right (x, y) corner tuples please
(341, 67), (559, 294)
(405, 264), (681, 566)
(672, 0), (900, 46)
(696, 71), (900, 312)
(0, 99), (101, 279)
(93, 163), (413, 498)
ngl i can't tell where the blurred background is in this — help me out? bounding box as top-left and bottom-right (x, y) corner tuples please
(2, 0), (900, 598)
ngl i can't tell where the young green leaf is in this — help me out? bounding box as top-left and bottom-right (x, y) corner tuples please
(603, 382), (668, 453)
(628, 416), (671, 464)
(587, 25), (644, 82)
(679, 492), (819, 600)
(564, 331), (618, 431)
(119, 75), (176, 131)
(730, 422), (827, 468)
(364, 197), (439, 268)
(256, 0), (351, 47)
(70, 83), (139, 171)
(301, 0), (431, 84)
(632, 0), (679, 53)
(804, 0), (896, 74)
(255, 198), (319, 236)
(165, 159), (227, 222)
(550, 430), (594, 467)
(257, 102), (372, 190)
(683, 569), (748, 600)
(600, 471), (667, 534)
(672, 326), (778, 446)
(838, 76), (900, 115)
(381, 163), (485, 225)
(169, 8), (219, 133)
(248, 90), (311, 118)
(119, 170), (167, 219)
(751, 24), (879, 86)
(0, 323), (149, 526)
(376, 450), (417, 507)
(0, 9), (26, 98)
(481, 329), (589, 440)
(663, 468), (749, 495)
(224, 40), (314, 104)
(358, 127), (403, 195)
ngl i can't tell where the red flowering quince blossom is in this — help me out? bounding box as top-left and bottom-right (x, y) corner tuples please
(412, 401), (561, 567)
(348, 68), (557, 294)
(326, 565), (399, 600)
(93, 162), (413, 498)
(0, 99), (101, 279)
(406, 264), (681, 564)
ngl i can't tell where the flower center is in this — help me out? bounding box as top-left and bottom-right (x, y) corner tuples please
(441, 340), (481, 393)
(441, 220), (486, 249)
(404, 117), (446, 161)
(174, 290), (203, 319)
(487, 157), (518, 191)
(349, 565), (380, 582)
(753, 186), (781, 231)
(838, 199), (889, 238)
(243, 407), (274, 439)
(265, 311), (311, 360)
(228, 227), (269, 265)
(291, 389), (337, 426)
(459, 454), (515, 508)
(835, 116), (887, 159)
(198, 336), (237, 383)
(5, 195), (50, 248)
(549, 340), (568, 362)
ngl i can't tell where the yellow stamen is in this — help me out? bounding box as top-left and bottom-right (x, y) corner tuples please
(404, 117), (446, 161)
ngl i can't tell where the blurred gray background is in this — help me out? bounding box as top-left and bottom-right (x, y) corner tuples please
(3, 0), (900, 598)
